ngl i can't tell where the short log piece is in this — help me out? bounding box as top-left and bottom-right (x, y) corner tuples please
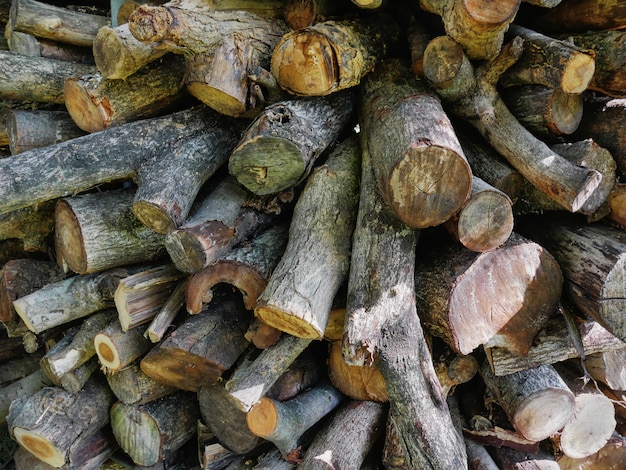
(585, 348), (626, 390)
(94, 321), (153, 374)
(105, 362), (177, 406)
(488, 445), (560, 470)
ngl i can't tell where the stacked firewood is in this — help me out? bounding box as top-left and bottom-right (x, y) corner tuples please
(2, 0), (626, 468)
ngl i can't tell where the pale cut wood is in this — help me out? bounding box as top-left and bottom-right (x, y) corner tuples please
(284, 0), (353, 30)
(5, 26), (93, 64)
(0, 202), (55, 255)
(105, 362), (177, 405)
(94, 321), (153, 374)
(585, 348), (626, 390)
(144, 278), (187, 343)
(557, 433), (626, 470)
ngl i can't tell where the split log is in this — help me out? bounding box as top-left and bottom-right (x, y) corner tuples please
(140, 296), (250, 391)
(284, 0), (353, 30)
(418, 0), (520, 60)
(228, 92), (354, 196)
(54, 188), (166, 275)
(114, 264), (186, 331)
(127, 3), (289, 117)
(0, 106), (228, 216)
(9, 0), (109, 47)
(556, 433), (626, 470)
(359, 59), (472, 229)
(64, 57), (188, 133)
(271, 14), (399, 96)
(500, 24), (595, 94)
(0, 50), (96, 104)
(0, 369), (49, 425)
(423, 35), (602, 213)
(525, 0), (626, 33)
(479, 362), (575, 442)
(517, 215), (626, 343)
(254, 135), (360, 339)
(164, 176), (279, 273)
(6, 375), (114, 468)
(415, 232), (562, 356)
(432, 349), (479, 397)
(110, 391), (200, 467)
(13, 265), (144, 334)
(186, 223), (289, 314)
(298, 400), (387, 470)
(105, 362), (177, 405)
(94, 321), (153, 373)
(342, 134), (467, 469)
(144, 279), (187, 343)
(6, 109), (86, 155)
(246, 378), (346, 458)
(443, 176), (513, 252)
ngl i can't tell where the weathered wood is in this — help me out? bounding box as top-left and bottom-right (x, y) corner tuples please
(140, 296), (250, 391)
(0, 347), (43, 385)
(488, 445), (560, 470)
(144, 278), (187, 343)
(54, 189), (166, 275)
(110, 391), (200, 467)
(105, 362), (177, 405)
(415, 232), (562, 356)
(6, 375), (114, 468)
(284, 0), (352, 30)
(585, 348), (626, 391)
(94, 321), (153, 373)
(0, 203), (55, 254)
(480, 362), (575, 442)
(6, 26), (93, 63)
(359, 59), (472, 228)
(271, 14), (399, 96)
(229, 93), (354, 196)
(423, 35), (602, 213)
(556, 433), (626, 470)
(525, 0), (626, 33)
(0, 369), (49, 425)
(254, 136), (360, 339)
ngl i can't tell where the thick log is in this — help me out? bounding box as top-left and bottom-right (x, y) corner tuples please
(418, 0), (520, 60)
(254, 136), (360, 339)
(343, 136), (467, 469)
(0, 202), (56, 254)
(186, 223), (288, 313)
(517, 215), (626, 343)
(6, 375), (114, 468)
(0, 369), (49, 425)
(443, 176), (513, 252)
(64, 57), (188, 133)
(228, 93), (354, 196)
(114, 264), (185, 331)
(6, 109), (86, 155)
(501, 24), (595, 94)
(415, 232), (562, 356)
(105, 362), (176, 405)
(9, 0), (109, 47)
(423, 35), (602, 213)
(271, 14), (399, 96)
(164, 176), (279, 273)
(144, 278), (187, 343)
(359, 59), (472, 229)
(0, 50), (95, 104)
(94, 321), (153, 373)
(524, 0), (626, 33)
(298, 400), (387, 470)
(140, 296), (250, 391)
(54, 189), (166, 275)
(0, 106), (228, 216)
(480, 362), (575, 442)
(13, 266), (144, 334)
(110, 391), (200, 467)
(585, 348), (626, 391)
(246, 379), (346, 458)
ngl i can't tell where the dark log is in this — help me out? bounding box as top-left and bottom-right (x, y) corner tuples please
(0, 369), (49, 425)
(271, 14), (399, 96)
(94, 321), (153, 374)
(228, 93), (354, 196)
(254, 136), (360, 339)
(105, 361), (177, 405)
(524, 0), (626, 33)
(284, 0), (353, 30)
(6, 26), (93, 64)
(0, 203), (56, 255)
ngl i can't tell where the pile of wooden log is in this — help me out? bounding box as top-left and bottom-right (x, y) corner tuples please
(2, 0), (626, 468)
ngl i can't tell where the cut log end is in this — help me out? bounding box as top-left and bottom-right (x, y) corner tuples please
(562, 54), (596, 95)
(93, 27), (129, 80)
(255, 305), (322, 339)
(94, 334), (122, 372)
(466, 0), (520, 25)
(54, 200), (87, 274)
(164, 230), (209, 274)
(128, 5), (172, 43)
(457, 189), (514, 252)
(514, 388), (575, 442)
(64, 78), (110, 134)
(186, 82), (248, 118)
(132, 200), (176, 235)
(13, 427), (65, 468)
(246, 397), (279, 437)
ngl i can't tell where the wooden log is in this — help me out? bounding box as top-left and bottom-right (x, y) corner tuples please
(246, 378), (346, 458)
(54, 188), (166, 275)
(0, 347), (43, 385)
(9, 0), (109, 47)
(6, 375), (114, 468)
(585, 348), (626, 391)
(164, 176), (279, 273)
(415, 232), (562, 356)
(244, 317), (282, 349)
(64, 57), (188, 133)
(500, 24), (595, 94)
(140, 296), (250, 391)
(517, 215), (626, 343)
(524, 0), (626, 33)
(423, 35), (602, 213)
(298, 400), (387, 470)
(284, 0), (353, 30)
(0, 369), (49, 425)
(271, 14), (399, 96)
(479, 362), (575, 442)
(94, 320), (153, 374)
(186, 223), (288, 314)
(418, 0), (520, 60)
(105, 362), (177, 405)
(253, 447), (295, 470)
(110, 391), (200, 467)
(6, 109), (86, 155)
(488, 445), (560, 470)
(228, 93), (354, 196)
(254, 136), (360, 339)
(114, 264), (185, 331)
(556, 433), (626, 470)
(0, 106), (225, 216)
(53, 356), (100, 394)
(443, 176), (513, 252)
(144, 278), (187, 343)
(13, 266), (144, 334)
(0, 50), (96, 104)
(0, 202), (55, 254)
(359, 58), (472, 229)
(343, 135), (467, 469)
(6, 27), (93, 64)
